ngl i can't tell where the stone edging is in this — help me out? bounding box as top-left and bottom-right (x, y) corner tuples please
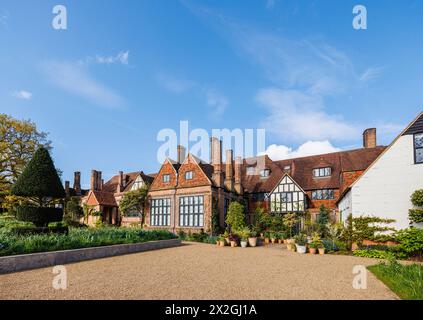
(0, 238), (181, 274)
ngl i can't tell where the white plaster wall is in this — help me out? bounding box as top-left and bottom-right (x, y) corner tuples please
(338, 190), (352, 223)
(349, 135), (423, 230)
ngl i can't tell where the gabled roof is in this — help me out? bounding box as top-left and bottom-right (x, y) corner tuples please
(269, 173), (306, 195)
(103, 171), (155, 194)
(87, 190), (117, 207)
(337, 110), (423, 203)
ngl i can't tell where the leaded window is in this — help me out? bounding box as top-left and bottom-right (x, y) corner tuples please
(150, 198), (171, 226)
(185, 171), (193, 180)
(312, 189), (335, 200)
(270, 176), (305, 213)
(415, 133), (423, 164)
(313, 167), (332, 177)
(163, 174), (170, 183)
(179, 195), (204, 227)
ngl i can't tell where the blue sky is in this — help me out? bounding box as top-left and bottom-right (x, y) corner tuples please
(1, 0), (422, 188)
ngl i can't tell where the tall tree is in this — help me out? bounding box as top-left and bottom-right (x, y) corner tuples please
(0, 114), (50, 206)
(119, 185), (149, 227)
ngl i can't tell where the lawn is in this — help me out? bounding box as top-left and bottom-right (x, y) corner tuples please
(368, 260), (423, 300)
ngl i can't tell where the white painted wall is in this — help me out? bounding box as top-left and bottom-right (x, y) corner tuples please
(339, 135), (423, 231)
(338, 189), (352, 223)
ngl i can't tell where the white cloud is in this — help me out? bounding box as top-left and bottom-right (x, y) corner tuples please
(12, 90), (32, 100)
(0, 11), (9, 29)
(256, 88), (359, 142)
(41, 61), (125, 108)
(95, 51), (129, 65)
(359, 67), (384, 82)
(155, 73), (195, 93)
(205, 88), (228, 117)
(262, 140), (341, 161)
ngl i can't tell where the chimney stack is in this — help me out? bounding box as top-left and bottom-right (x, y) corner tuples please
(211, 138), (223, 187)
(73, 171), (81, 195)
(97, 171), (102, 191)
(363, 128), (377, 148)
(65, 181), (70, 196)
(90, 170), (97, 191)
(224, 149), (234, 192)
(117, 171), (124, 193)
(177, 145), (186, 164)
(234, 156), (243, 195)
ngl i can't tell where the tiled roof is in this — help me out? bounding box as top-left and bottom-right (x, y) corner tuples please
(103, 171), (155, 194)
(241, 147), (386, 193)
(91, 190), (117, 206)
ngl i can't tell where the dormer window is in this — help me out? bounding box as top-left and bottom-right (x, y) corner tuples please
(415, 133), (423, 164)
(185, 171), (193, 180)
(313, 167), (332, 178)
(163, 174), (170, 183)
(260, 169), (270, 178)
(284, 166), (291, 172)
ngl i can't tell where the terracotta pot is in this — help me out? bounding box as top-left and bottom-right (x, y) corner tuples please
(278, 239), (283, 244)
(248, 237), (257, 247)
(216, 240), (220, 246)
(271, 238), (276, 244)
(230, 241), (237, 248)
(318, 248), (325, 255)
(309, 248), (317, 254)
(264, 238), (270, 244)
(219, 241), (225, 247)
(283, 239), (288, 244)
(241, 241), (248, 248)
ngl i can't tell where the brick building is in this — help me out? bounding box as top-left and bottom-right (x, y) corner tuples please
(67, 128), (385, 232)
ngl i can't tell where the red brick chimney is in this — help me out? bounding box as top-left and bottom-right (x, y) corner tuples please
(225, 149), (234, 192)
(65, 181), (70, 196)
(363, 128), (377, 148)
(117, 171), (124, 193)
(97, 171), (102, 191)
(234, 156), (243, 195)
(73, 171), (81, 195)
(211, 137), (224, 188)
(177, 145), (186, 164)
(90, 170), (97, 191)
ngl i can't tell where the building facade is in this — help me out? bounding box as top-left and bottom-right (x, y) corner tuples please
(338, 112), (423, 231)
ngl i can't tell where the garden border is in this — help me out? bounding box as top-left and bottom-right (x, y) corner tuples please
(0, 238), (181, 274)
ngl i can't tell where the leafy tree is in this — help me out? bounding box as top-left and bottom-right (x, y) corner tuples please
(65, 197), (84, 222)
(326, 222), (344, 251)
(316, 205), (330, 236)
(225, 201), (246, 232)
(11, 147), (65, 227)
(118, 185), (149, 227)
(251, 206), (270, 232)
(283, 213), (298, 238)
(409, 189), (423, 224)
(0, 114), (50, 207)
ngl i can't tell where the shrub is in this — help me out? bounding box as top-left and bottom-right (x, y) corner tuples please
(225, 201), (246, 231)
(354, 249), (397, 260)
(10, 226), (69, 236)
(408, 209), (423, 224)
(396, 228), (423, 256)
(16, 206), (63, 228)
(283, 213), (297, 238)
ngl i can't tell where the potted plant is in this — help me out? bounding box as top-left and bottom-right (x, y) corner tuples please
(248, 230), (258, 247)
(277, 232), (285, 244)
(318, 243), (326, 255)
(239, 227), (250, 248)
(264, 231), (271, 244)
(270, 232), (277, 244)
(229, 233), (239, 247)
(309, 232), (322, 254)
(286, 238), (296, 251)
(294, 234), (307, 254)
(218, 235), (226, 247)
(223, 229), (230, 245)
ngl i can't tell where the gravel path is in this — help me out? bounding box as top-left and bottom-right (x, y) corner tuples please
(0, 242), (397, 300)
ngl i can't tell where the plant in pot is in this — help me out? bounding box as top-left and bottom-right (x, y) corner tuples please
(223, 229), (230, 245)
(229, 233), (240, 248)
(309, 232), (322, 254)
(277, 232), (284, 244)
(239, 227), (250, 248)
(270, 232), (277, 244)
(248, 230), (258, 247)
(294, 233), (307, 254)
(218, 235), (226, 247)
(318, 243), (326, 255)
(264, 231), (271, 244)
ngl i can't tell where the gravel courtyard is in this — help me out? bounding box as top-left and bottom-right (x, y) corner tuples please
(0, 242), (397, 300)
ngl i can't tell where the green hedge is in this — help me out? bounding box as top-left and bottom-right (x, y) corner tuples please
(16, 206), (63, 227)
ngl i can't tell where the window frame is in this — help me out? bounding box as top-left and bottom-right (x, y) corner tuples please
(150, 198), (171, 226)
(313, 167), (332, 178)
(185, 171), (193, 180)
(414, 133), (423, 164)
(179, 195), (204, 227)
(311, 189), (335, 200)
(260, 169), (270, 178)
(162, 174), (170, 183)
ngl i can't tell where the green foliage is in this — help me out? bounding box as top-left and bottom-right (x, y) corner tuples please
(65, 197), (83, 223)
(0, 114), (50, 206)
(211, 197), (221, 235)
(411, 189), (423, 207)
(251, 206), (270, 232)
(0, 227), (176, 257)
(408, 209), (423, 224)
(342, 215), (396, 248)
(325, 222), (344, 251)
(118, 185), (149, 226)
(11, 147), (65, 202)
(282, 213), (297, 238)
(316, 205), (330, 236)
(309, 232), (323, 249)
(15, 206), (63, 228)
(10, 226), (69, 236)
(238, 226), (251, 241)
(294, 233), (307, 246)
(353, 249), (398, 260)
(225, 201), (246, 231)
(368, 260), (423, 300)
(396, 228), (423, 256)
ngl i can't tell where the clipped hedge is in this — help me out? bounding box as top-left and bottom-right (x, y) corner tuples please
(10, 226), (69, 236)
(16, 206), (63, 227)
